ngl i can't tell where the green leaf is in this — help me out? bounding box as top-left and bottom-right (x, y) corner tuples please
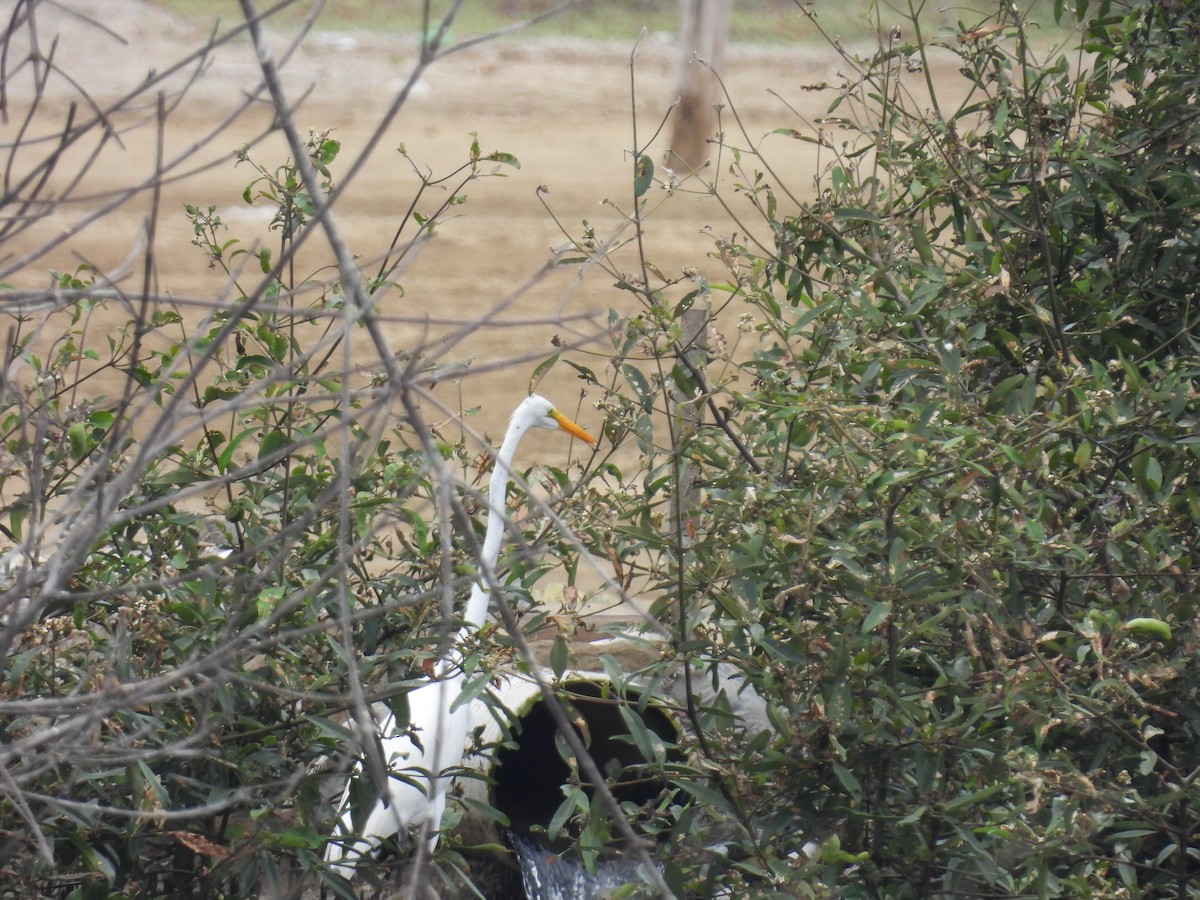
(1142, 454), (1163, 492)
(621, 364), (653, 411)
(451, 671), (492, 712)
(67, 422), (88, 459)
(483, 150), (520, 169)
(674, 780), (735, 817)
(564, 359), (598, 385)
(458, 797), (511, 828)
(275, 825), (323, 849)
(150, 466), (202, 488)
(945, 783), (1005, 810)
(833, 763), (862, 800)
(67, 832), (117, 882)
(991, 373), (1026, 402)
(318, 138), (341, 164)
(547, 784), (587, 839)
(218, 427), (257, 473)
(618, 703), (662, 763)
(632, 412), (654, 455)
(634, 154), (654, 198)
(530, 354), (559, 394)
(862, 599), (893, 633)
(831, 206), (880, 223)
(819, 833), (870, 864)
(1124, 618), (1171, 640)
(259, 428), (290, 460)
(550, 634), (569, 679)
(1138, 749), (1158, 775)
(202, 385), (241, 406)
(911, 224), (934, 263)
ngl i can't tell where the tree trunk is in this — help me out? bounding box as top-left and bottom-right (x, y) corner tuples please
(664, 0), (731, 172)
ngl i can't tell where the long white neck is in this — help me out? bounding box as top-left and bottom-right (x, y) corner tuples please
(461, 419), (527, 630)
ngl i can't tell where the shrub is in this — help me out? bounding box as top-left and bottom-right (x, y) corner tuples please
(566, 0), (1200, 895)
(0, 5), (583, 896)
(5, 0), (1200, 897)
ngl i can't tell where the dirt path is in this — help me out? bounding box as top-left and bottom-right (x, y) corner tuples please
(4, 1), (958, 439)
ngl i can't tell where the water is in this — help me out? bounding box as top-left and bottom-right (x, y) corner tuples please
(508, 831), (655, 900)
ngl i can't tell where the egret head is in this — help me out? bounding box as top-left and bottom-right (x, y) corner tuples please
(513, 394), (595, 444)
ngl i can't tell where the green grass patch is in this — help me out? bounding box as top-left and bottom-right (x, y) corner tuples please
(147, 0), (1072, 46)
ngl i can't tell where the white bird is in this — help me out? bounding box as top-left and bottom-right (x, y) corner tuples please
(325, 394), (595, 877)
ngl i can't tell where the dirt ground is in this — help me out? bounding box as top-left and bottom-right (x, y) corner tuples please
(3, 0), (963, 439)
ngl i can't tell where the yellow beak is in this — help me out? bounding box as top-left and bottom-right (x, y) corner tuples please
(549, 408), (596, 444)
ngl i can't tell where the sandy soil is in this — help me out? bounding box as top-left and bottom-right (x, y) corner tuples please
(2, 1), (961, 441)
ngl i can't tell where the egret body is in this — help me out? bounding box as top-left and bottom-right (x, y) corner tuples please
(325, 394), (594, 876)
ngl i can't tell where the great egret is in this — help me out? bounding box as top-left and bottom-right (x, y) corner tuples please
(325, 394), (595, 877)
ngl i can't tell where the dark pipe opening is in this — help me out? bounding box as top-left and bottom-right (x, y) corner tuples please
(491, 680), (677, 833)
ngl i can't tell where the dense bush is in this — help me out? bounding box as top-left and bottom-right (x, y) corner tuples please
(3, 0), (1199, 897)
(568, 0), (1200, 896)
(0, 6), (579, 895)
(0, 132), (501, 896)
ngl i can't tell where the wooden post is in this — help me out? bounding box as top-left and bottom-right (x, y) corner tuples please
(670, 307), (709, 540)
